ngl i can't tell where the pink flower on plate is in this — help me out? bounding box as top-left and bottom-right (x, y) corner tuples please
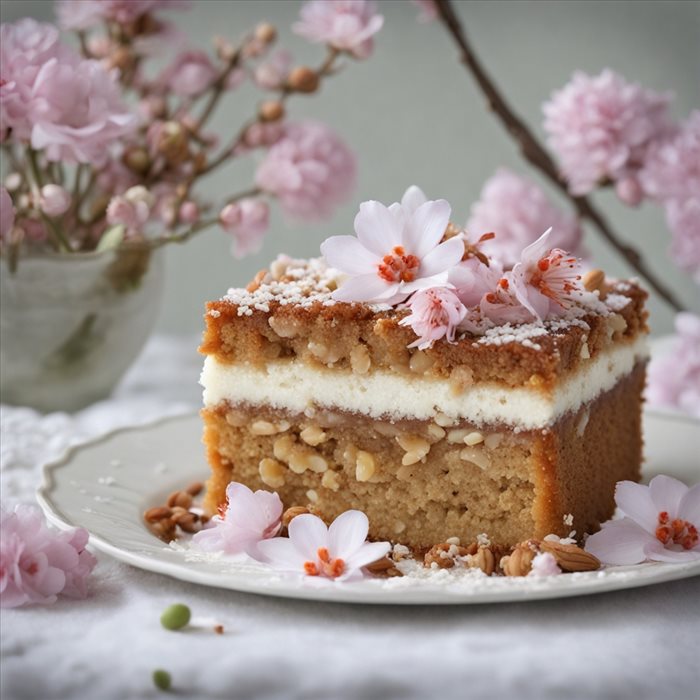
(219, 198), (270, 259)
(255, 121), (356, 222)
(399, 286), (467, 349)
(585, 476), (700, 565)
(640, 111), (700, 205)
(158, 50), (218, 97)
(56, 0), (189, 30)
(1, 505), (97, 608)
(646, 312), (700, 419)
(528, 552), (562, 577)
(256, 510), (390, 582)
(466, 169), (584, 268)
(508, 228), (583, 320)
(0, 186), (15, 241)
(192, 482), (283, 557)
(321, 197), (464, 304)
(293, 0), (384, 59)
(543, 69), (671, 196)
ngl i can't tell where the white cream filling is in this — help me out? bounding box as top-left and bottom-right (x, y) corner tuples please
(201, 336), (649, 429)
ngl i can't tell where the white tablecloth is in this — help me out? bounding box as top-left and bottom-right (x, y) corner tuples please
(2, 335), (698, 700)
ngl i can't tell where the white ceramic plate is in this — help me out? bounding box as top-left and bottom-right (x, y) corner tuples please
(37, 412), (700, 605)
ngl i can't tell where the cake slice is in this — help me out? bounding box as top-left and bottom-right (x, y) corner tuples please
(199, 252), (648, 550)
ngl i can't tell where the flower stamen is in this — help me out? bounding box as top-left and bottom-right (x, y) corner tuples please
(377, 245), (420, 283)
(655, 512), (698, 550)
(316, 546), (346, 578)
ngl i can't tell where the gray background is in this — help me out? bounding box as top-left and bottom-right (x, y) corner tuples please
(3, 0), (699, 335)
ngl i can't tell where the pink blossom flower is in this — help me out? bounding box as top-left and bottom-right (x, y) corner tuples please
(399, 286), (467, 349)
(39, 184), (71, 217)
(158, 50), (218, 97)
(412, 0), (438, 23)
(106, 186), (154, 235)
(479, 276), (535, 326)
(56, 0), (189, 30)
(256, 510), (390, 582)
(585, 475), (700, 565)
(1, 505), (97, 608)
(666, 198), (700, 284)
(508, 228), (583, 320)
(0, 186), (15, 241)
(219, 198), (270, 259)
(321, 197), (463, 304)
(178, 200), (199, 224)
(466, 169), (584, 268)
(448, 257), (503, 308)
(254, 50), (293, 90)
(294, 0), (384, 59)
(192, 482), (282, 557)
(543, 70), (671, 196)
(640, 111), (700, 204)
(646, 313), (700, 419)
(528, 552), (562, 577)
(237, 121), (285, 154)
(255, 121), (356, 221)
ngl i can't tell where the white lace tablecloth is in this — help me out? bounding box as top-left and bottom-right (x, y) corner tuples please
(2, 334), (698, 700)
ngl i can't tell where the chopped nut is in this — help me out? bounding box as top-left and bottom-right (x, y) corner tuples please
(434, 412), (456, 428)
(501, 540), (539, 576)
(306, 489), (319, 503)
(396, 434), (430, 465)
(580, 340), (590, 359)
(459, 446), (490, 470)
(246, 269), (268, 292)
(424, 542), (475, 569)
(365, 557), (402, 578)
(449, 366), (474, 395)
(466, 546), (496, 575)
(144, 506), (172, 523)
(464, 431), (484, 446)
(445, 536), (461, 546)
(268, 315), (299, 338)
(539, 540), (601, 572)
(349, 345), (371, 374)
(427, 424), (446, 440)
(300, 425), (327, 446)
(447, 428), (469, 444)
(273, 435), (295, 461)
(484, 433), (504, 450)
(288, 448), (327, 474)
(282, 506), (309, 528)
(308, 341), (342, 365)
(373, 422), (400, 437)
(409, 350), (434, 374)
(321, 470), (341, 491)
(259, 458), (286, 488)
(608, 313), (628, 335)
(250, 420), (287, 436)
(185, 481), (204, 496)
(355, 450), (376, 482)
(167, 491), (193, 509)
(582, 268), (607, 299)
(171, 510), (200, 533)
(225, 409), (246, 426)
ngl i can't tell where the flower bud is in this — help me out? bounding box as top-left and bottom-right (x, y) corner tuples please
(123, 147), (151, 174)
(39, 184), (71, 217)
(179, 201), (199, 224)
(258, 100), (285, 122)
(4, 173), (22, 192)
(615, 177), (644, 207)
(287, 66), (319, 94)
(220, 199), (270, 259)
(157, 121), (189, 164)
(254, 22), (277, 44)
(214, 35), (237, 62)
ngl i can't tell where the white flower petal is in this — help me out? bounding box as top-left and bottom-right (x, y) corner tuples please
(321, 235), (378, 275)
(332, 273), (399, 303)
(642, 540), (700, 563)
(328, 510), (369, 558)
(520, 227), (553, 268)
(287, 513), (328, 559)
(614, 481), (658, 534)
(256, 537), (307, 569)
(354, 200), (402, 255)
(419, 236), (464, 278)
(345, 541), (392, 570)
(677, 483), (700, 525)
(405, 199), (451, 258)
(400, 185), (428, 216)
(648, 475), (688, 517)
(584, 518), (652, 565)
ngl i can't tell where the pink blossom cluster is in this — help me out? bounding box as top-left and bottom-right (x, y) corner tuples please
(322, 187), (586, 349)
(0, 19), (136, 164)
(193, 482), (389, 582)
(466, 168), (584, 268)
(646, 313), (700, 419)
(1, 505), (97, 608)
(55, 0), (189, 31)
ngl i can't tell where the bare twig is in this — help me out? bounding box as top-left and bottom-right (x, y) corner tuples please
(434, 0), (684, 312)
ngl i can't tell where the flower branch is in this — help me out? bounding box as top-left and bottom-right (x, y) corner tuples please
(433, 0), (685, 313)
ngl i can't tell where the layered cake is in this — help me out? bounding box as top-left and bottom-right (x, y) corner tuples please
(199, 192), (649, 550)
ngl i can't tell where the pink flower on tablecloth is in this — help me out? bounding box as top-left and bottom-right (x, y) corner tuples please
(0, 505), (97, 608)
(543, 70), (671, 197)
(412, 0), (438, 23)
(528, 552), (562, 577)
(256, 510), (390, 582)
(646, 313), (700, 419)
(0, 187), (15, 241)
(508, 228), (583, 320)
(219, 199), (270, 259)
(158, 50), (218, 97)
(585, 475), (700, 565)
(466, 169), (584, 268)
(55, 0), (189, 30)
(39, 184), (71, 217)
(293, 0), (384, 59)
(255, 121), (356, 221)
(399, 286), (467, 349)
(192, 482), (282, 557)
(321, 196), (463, 304)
